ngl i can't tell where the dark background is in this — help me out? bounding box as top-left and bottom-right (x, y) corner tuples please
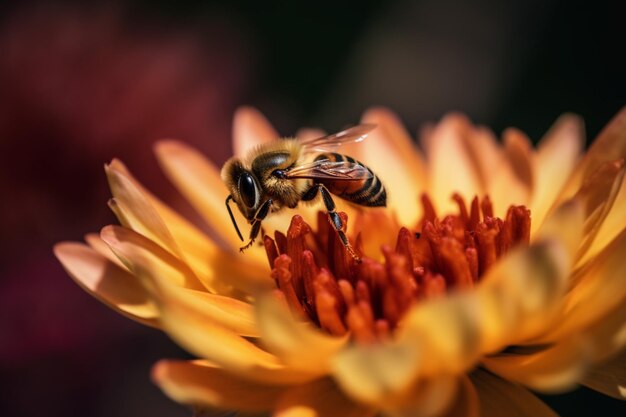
(1, 0), (624, 416)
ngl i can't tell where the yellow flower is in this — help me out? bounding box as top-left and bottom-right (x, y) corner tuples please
(55, 106), (626, 416)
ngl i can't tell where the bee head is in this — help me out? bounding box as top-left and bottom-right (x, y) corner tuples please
(221, 158), (262, 238)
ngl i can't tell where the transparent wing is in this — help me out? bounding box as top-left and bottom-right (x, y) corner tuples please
(284, 159), (372, 181)
(300, 124), (376, 152)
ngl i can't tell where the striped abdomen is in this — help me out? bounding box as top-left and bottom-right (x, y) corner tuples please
(313, 153), (387, 207)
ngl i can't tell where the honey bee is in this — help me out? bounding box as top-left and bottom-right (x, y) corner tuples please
(221, 124), (386, 261)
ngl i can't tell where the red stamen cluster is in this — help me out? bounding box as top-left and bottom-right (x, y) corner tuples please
(264, 194), (530, 343)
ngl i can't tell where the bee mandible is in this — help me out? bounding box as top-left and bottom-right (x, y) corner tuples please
(221, 124), (387, 261)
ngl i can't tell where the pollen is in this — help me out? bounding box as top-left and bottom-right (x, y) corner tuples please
(263, 194), (531, 343)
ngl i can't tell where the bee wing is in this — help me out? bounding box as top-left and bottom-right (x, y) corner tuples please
(284, 159), (372, 181)
(300, 124), (376, 152)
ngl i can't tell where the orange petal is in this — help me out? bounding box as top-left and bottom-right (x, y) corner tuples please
(54, 242), (158, 327)
(530, 114), (584, 234)
(482, 337), (591, 393)
(154, 140), (267, 265)
(274, 377), (375, 417)
(359, 107), (428, 225)
(582, 349), (626, 400)
(469, 369), (559, 417)
(152, 359), (287, 412)
(254, 293), (348, 373)
(233, 106), (279, 158)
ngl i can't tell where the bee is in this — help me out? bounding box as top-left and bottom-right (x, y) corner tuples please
(221, 124), (386, 261)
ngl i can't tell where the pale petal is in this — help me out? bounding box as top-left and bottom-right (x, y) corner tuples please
(469, 369), (558, 417)
(485, 128), (534, 215)
(530, 114), (584, 234)
(562, 107), (626, 197)
(154, 140), (267, 264)
(503, 128), (534, 192)
(233, 106), (279, 158)
(461, 126), (501, 192)
(359, 107), (428, 225)
(108, 159), (274, 295)
(54, 242), (158, 327)
(254, 293), (348, 373)
(152, 359), (286, 412)
(582, 349), (626, 400)
(482, 336), (591, 393)
(426, 114), (482, 215)
(296, 128), (326, 141)
(274, 377), (375, 417)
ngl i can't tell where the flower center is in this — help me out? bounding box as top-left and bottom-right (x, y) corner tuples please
(263, 194), (531, 343)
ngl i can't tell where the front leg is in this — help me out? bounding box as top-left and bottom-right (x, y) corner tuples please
(240, 199), (272, 253)
(302, 184), (360, 262)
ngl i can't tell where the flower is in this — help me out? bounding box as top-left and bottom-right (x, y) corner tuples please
(55, 106), (626, 416)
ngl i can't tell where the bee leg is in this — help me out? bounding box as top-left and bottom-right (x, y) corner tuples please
(240, 199), (272, 253)
(303, 184), (360, 262)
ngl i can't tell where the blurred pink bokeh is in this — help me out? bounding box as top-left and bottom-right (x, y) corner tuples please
(0, 3), (250, 416)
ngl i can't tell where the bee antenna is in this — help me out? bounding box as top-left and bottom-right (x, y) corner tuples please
(225, 195), (244, 242)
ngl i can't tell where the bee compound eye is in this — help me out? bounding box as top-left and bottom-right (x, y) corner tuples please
(238, 172), (258, 208)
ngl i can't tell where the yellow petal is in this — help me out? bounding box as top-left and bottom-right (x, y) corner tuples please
(582, 301), (626, 362)
(101, 225), (259, 336)
(426, 114), (482, 215)
(533, 199), (584, 261)
(469, 369), (558, 417)
(331, 338), (423, 405)
(558, 106), (626, 203)
(530, 114), (584, 235)
(274, 377), (375, 417)
(383, 376), (461, 417)
(152, 359), (286, 412)
(439, 376), (479, 417)
(101, 225), (205, 291)
(154, 140), (267, 265)
(85, 232), (127, 270)
(233, 106), (279, 158)
(54, 242), (159, 327)
(579, 161), (626, 265)
(574, 160), (625, 262)
(482, 336), (591, 393)
(359, 107), (428, 225)
(108, 159), (273, 295)
(477, 240), (570, 349)
(582, 349), (626, 400)
(547, 228), (626, 342)
(502, 128), (534, 192)
(255, 292), (348, 373)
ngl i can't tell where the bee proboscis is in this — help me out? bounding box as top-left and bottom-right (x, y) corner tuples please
(221, 124), (387, 261)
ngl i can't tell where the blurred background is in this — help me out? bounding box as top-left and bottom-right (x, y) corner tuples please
(0, 0), (624, 416)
